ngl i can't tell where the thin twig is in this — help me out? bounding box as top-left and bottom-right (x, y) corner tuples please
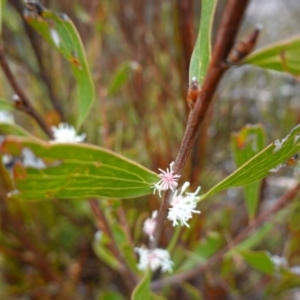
(151, 184), (300, 290)
(0, 44), (53, 138)
(89, 199), (138, 292)
(10, 0), (65, 120)
(151, 0), (250, 248)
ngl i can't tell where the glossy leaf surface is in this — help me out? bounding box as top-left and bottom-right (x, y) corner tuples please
(239, 250), (274, 275)
(0, 123), (33, 137)
(243, 35), (300, 77)
(201, 124), (300, 201)
(25, 7), (95, 128)
(189, 0), (217, 84)
(231, 125), (265, 219)
(131, 268), (151, 300)
(0, 98), (15, 111)
(0, 137), (159, 200)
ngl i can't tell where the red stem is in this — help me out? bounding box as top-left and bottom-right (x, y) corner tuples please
(151, 0), (250, 248)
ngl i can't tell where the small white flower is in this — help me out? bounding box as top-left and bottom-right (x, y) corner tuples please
(152, 162), (180, 197)
(130, 61), (140, 71)
(7, 189), (20, 198)
(22, 148), (46, 169)
(94, 230), (102, 242)
(2, 154), (12, 166)
(0, 111), (14, 123)
(269, 163), (285, 173)
(273, 140), (282, 152)
(167, 182), (201, 227)
(269, 254), (288, 269)
(294, 166), (300, 178)
(12, 94), (19, 101)
(51, 123), (86, 143)
(143, 210), (157, 240)
(135, 247), (173, 273)
(290, 266), (300, 275)
(50, 28), (60, 47)
(294, 133), (300, 144)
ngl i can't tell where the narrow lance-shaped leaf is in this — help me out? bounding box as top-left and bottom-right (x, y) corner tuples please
(235, 223), (273, 251)
(0, 137), (159, 200)
(201, 124), (300, 201)
(24, 7), (95, 128)
(231, 125), (265, 219)
(0, 123), (34, 137)
(131, 268), (152, 300)
(0, 98), (15, 111)
(0, 0), (7, 35)
(238, 250), (274, 275)
(107, 61), (140, 97)
(0, 0), (2, 35)
(189, 0), (217, 84)
(93, 233), (121, 271)
(243, 34), (300, 77)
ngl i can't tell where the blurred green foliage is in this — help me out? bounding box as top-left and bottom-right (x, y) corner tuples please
(1, 0), (300, 299)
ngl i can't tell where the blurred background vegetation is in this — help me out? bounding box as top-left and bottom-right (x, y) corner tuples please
(1, 0), (300, 299)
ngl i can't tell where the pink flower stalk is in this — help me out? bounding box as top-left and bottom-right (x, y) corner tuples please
(152, 162), (181, 197)
(135, 247), (173, 273)
(143, 210), (157, 240)
(167, 182), (201, 227)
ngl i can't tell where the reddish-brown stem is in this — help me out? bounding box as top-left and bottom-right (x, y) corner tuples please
(10, 0), (65, 120)
(151, 184), (300, 290)
(0, 44), (53, 138)
(151, 0), (250, 248)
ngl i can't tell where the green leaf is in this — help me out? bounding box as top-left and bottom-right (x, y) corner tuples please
(0, 98), (15, 111)
(231, 125), (265, 219)
(239, 250), (274, 275)
(25, 8), (95, 128)
(107, 61), (139, 96)
(92, 234), (120, 271)
(0, 0), (7, 36)
(235, 223), (273, 251)
(150, 293), (167, 300)
(0, 137), (159, 200)
(181, 283), (204, 300)
(189, 0), (217, 84)
(192, 231), (224, 261)
(97, 291), (125, 300)
(201, 124), (300, 201)
(177, 232), (224, 272)
(0, 122), (34, 137)
(131, 268), (152, 300)
(0, 0), (2, 35)
(110, 222), (138, 271)
(243, 35), (300, 77)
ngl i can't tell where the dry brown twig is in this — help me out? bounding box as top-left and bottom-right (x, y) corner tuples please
(0, 43), (54, 138)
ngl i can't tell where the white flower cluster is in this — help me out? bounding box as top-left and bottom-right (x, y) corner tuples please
(152, 162), (180, 196)
(138, 163), (202, 274)
(51, 123), (86, 143)
(143, 210), (157, 240)
(150, 163), (201, 228)
(269, 254), (288, 269)
(167, 182), (201, 227)
(0, 111), (14, 123)
(268, 253), (300, 276)
(135, 247), (173, 273)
